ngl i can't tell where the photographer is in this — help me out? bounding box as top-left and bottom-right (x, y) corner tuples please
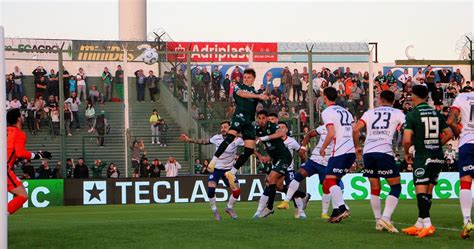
(107, 163), (120, 178)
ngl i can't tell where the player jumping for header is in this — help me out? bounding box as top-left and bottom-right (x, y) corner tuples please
(208, 68), (269, 188)
(353, 90), (405, 233)
(402, 85), (453, 238)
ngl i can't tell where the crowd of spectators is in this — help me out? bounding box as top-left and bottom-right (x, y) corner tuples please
(130, 139), (181, 178)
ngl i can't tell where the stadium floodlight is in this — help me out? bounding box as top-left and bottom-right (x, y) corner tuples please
(0, 25), (8, 249)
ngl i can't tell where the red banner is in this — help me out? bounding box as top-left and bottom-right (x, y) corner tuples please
(167, 42), (277, 62)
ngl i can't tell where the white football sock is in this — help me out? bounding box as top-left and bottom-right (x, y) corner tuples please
(294, 197), (304, 212)
(257, 195), (269, 212)
(227, 195), (238, 209)
(322, 193), (331, 214)
(415, 217), (423, 228)
(285, 180), (300, 201)
(422, 217), (432, 227)
(382, 195), (399, 221)
(460, 189), (472, 225)
(329, 185), (344, 208)
(370, 195), (382, 219)
(209, 197), (217, 211)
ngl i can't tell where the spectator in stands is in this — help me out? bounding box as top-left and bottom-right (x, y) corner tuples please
(130, 141), (141, 178)
(194, 158), (203, 174)
(150, 159), (164, 177)
(94, 110), (109, 147)
(51, 106), (60, 136)
(158, 118), (168, 147)
(37, 160), (53, 179)
(21, 160), (35, 179)
(115, 65), (124, 101)
(292, 69), (302, 102)
(313, 72), (326, 97)
(91, 160), (107, 178)
(453, 68), (465, 85)
(6, 73), (14, 101)
(398, 69), (410, 86)
(107, 163), (120, 178)
(404, 79), (414, 94)
(389, 83), (402, 109)
(149, 109), (160, 144)
(61, 66), (71, 98)
(278, 107), (290, 119)
(462, 81), (472, 93)
(385, 70), (396, 85)
(165, 156), (181, 177)
(134, 69), (146, 102)
(12, 66), (24, 99)
(280, 66), (292, 100)
(444, 144), (457, 163)
(64, 103), (73, 136)
(47, 69), (59, 101)
(424, 65), (436, 92)
(432, 82), (444, 111)
(231, 66), (242, 83)
(211, 66), (222, 101)
(32, 66), (47, 84)
(394, 154), (403, 171)
(402, 101), (413, 114)
(9, 96), (21, 110)
(446, 79), (459, 105)
(68, 75), (76, 97)
(35, 76), (47, 99)
(446, 158), (457, 172)
(88, 85), (103, 105)
(350, 83), (364, 112)
(66, 158), (74, 179)
(200, 159), (210, 175)
(102, 67), (113, 102)
(146, 70), (158, 102)
(85, 102), (96, 133)
(26, 98), (37, 134)
(361, 71), (370, 91)
(74, 158), (89, 178)
(52, 162), (62, 179)
(34, 96), (46, 131)
(139, 157), (150, 178)
(76, 68), (87, 101)
(374, 71), (386, 85)
(20, 95), (28, 115)
(223, 74), (231, 100)
(413, 67), (425, 85)
(418, 78), (427, 88)
(65, 91), (81, 130)
(438, 68), (452, 83)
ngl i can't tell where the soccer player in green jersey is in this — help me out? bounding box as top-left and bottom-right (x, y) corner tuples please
(209, 68), (269, 188)
(401, 85), (453, 238)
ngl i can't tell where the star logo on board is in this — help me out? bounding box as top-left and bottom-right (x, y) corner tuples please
(83, 181), (107, 205)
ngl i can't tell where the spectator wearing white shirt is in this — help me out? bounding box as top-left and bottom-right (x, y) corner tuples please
(397, 69), (410, 86)
(76, 68), (87, 101)
(165, 156), (181, 177)
(413, 67), (425, 85)
(9, 97), (22, 109)
(65, 91), (81, 130)
(312, 73), (326, 96)
(444, 144), (457, 162)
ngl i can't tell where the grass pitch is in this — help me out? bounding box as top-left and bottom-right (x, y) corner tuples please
(8, 199), (473, 249)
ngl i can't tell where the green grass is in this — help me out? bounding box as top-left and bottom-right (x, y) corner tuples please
(8, 199), (473, 249)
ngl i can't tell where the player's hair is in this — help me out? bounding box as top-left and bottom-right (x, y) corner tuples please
(7, 108), (21, 126)
(257, 110), (268, 116)
(268, 112), (278, 118)
(220, 121), (231, 126)
(277, 121), (288, 128)
(412, 85), (429, 99)
(323, 87), (338, 101)
(243, 68), (256, 78)
(380, 90), (395, 103)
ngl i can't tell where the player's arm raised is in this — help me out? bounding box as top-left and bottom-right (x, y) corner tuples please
(299, 130), (317, 160)
(179, 134), (211, 145)
(319, 124), (335, 157)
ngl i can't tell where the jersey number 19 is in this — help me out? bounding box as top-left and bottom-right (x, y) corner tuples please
(421, 117), (439, 139)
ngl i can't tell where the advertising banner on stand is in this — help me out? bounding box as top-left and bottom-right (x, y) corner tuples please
(72, 40), (156, 62)
(306, 172), (469, 201)
(4, 38), (72, 60)
(277, 42), (369, 62)
(8, 179), (64, 208)
(64, 175), (305, 205)
(166, 42), (278, 62)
